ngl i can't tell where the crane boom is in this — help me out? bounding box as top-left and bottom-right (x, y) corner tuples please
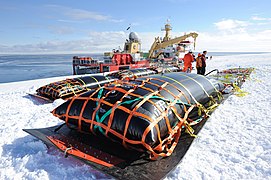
(148, 32), (198, 58)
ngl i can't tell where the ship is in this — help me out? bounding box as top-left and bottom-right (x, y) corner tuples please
(72, 21), (198, 75)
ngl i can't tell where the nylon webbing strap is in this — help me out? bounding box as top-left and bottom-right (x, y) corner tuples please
(38, 78), (84, 100)
(51, 69), (253, 160)
(37, 76), (111, 100)
(177, 73), (211, 97)
(165, 74), (221, 117)
(52, 77), (204, 160)
(161, 75), (199, 104)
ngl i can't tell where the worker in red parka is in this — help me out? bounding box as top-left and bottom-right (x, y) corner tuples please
(182, 50), (194, 73)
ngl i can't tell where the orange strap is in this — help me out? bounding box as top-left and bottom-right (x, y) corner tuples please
(53, 77), (197, 159)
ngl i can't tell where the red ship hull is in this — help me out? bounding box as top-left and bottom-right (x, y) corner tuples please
(73, 53), (150, 75)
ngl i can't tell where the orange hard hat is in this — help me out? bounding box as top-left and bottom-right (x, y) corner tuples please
(198, 53), (202, 56)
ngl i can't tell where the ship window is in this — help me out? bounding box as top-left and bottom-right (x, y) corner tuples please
(119, 66), (130, 70)
(103, 66), (109, 72)
(125, 45), (129, 51)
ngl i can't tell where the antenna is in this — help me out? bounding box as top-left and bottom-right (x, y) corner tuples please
(126, 23), (132, 32)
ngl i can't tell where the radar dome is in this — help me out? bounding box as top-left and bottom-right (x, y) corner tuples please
(129, 32), (140, 42)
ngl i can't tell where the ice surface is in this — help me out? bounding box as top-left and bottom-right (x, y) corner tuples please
(0, 53), (271, 179)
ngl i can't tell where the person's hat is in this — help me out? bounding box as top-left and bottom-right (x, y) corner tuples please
(198, 53), (202, 56)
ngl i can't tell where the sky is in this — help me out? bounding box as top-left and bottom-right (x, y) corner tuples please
(0, 0), (271, 54)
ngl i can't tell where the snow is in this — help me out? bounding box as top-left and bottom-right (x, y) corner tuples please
(1, 53), (271, 179)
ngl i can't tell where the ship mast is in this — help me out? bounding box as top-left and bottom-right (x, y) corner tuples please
(162, 19), (172, 42)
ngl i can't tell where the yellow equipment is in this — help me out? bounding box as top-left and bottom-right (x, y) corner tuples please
(148, 22), (198, 59)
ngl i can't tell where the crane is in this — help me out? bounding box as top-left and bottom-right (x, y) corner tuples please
(148, 22), (198, 59)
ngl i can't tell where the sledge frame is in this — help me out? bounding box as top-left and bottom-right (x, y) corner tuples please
(26, 93), (54, 103)
(23, 117), (207, 180)
(24, 68), (253, 179)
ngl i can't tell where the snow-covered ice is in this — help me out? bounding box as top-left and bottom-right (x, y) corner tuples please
(0, 53), (271, 179)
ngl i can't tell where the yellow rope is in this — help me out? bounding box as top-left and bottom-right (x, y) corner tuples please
(177, 73), (210, 97)
(161, 75), (199, 104)
(66, 83), (77, 96)
(184, 121), (197, 138)
(232, 83), (249, 97)
(162, 75), (221, 124)
(77, 77), (87, 88)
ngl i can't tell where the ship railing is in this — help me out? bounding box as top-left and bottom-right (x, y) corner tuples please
(73, 58), (100, 66)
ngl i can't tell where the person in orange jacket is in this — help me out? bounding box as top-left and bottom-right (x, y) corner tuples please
(196, 53), (202, 74)
(182, 50), (194, 73)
